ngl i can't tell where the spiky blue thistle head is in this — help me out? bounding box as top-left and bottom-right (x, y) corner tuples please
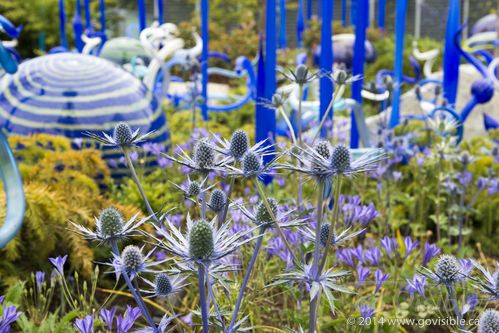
(478, 309), (499, 333)
(242, 151), (261, 175)
(255, 198), (278, 226)
(331, 144), (351, 173)
(315, 141), (331, 160)
(334, 69), (348, 85)
(492, 146), (498, 158)
(209, 189), (226, 213)
(154, 273), (172, 296)
(121, 245), (144, 272)
(113, 122), (133, 146)
(194, 139), (215, 170)
(460, 152), (470, 166)
(189, 220), (214, 259)
(435, 255), (460, 284)
(97, 208), (124, 239)
(295, 64), (309, 85)
(187, 181), (201, 197)
(230, 130), (249, 159)
(319, 224), (336, 247)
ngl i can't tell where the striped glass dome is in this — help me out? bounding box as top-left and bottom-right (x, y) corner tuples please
(0, 53), (169, 171)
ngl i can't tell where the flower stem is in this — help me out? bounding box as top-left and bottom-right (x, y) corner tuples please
(446, 284), (464, 330)
(111, 242), (158, 332)
(311, 181), (325, 277)
(298, 84), (304, 148)
(221, 174), (236, 227)
(123, 148), (159, 225)
(312, 84), (345, 143)
(278, 106), (297, 145)
(198, 263), (209, 333)
(255, 180), (298, 265)
(228, 227), (265, 333)
(318, 177), (343, 274)
(308, 291), (322, 333)
(207, 275), (225, 332)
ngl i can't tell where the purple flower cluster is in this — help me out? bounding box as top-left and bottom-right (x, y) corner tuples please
(405, 274), (427, 297)
(0, 295), (22, 333)
(338, 195), (379, 227)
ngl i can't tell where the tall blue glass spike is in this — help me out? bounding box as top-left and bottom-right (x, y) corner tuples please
(389, 0), (408, 128)
(351, 0), (368, 147)
(319, 0), (333, 138)
(201, 0), (209, 120)
(443, 0), (461, 105)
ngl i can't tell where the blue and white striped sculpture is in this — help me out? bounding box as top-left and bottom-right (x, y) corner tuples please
(0, 53), (169, 164)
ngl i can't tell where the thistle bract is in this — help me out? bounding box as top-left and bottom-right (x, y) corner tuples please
(194, 139), (215, 170)
(255, 198), (278, 225)
(331, 144), (351, 173)
(435, 255), (460, 284)
(187, 181), (201, 197)
(478, 309), (499, 333)
(230, 130), (249, 159)
(242, 151), (261, 175)
(189, 220), (214, 259)
(97, 208), (124, 239)
(121, 245), (144, 272)
(209, 189), (226, 212)
(154, 273), (173, 296)
(113, 122), (133, 146)
(315, 141), (331, 160)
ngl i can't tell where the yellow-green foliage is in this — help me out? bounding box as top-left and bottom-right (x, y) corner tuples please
(0, 134), (139, 287)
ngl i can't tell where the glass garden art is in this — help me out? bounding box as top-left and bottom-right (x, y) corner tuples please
(0, 0), (497, 332)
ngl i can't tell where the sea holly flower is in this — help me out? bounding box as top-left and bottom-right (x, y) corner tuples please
(279, 64), (319, 86)
(374, 269), (390, 292)
(320, 69), (362, 86)
(70, 208), (148, 245)
(85, 122), (154, 149)
(74, 315), (94, 333)
(149, 214), (257, 265)
(279, 144), (385, 183)
(212, 129), (269, 162)
(405, 274), (427, 297)
(103, 245), (169, 280)
(49, 255), (68, 276)
(235, 199), (303, 230)
(477, 309), (499, 333)
(302, 224), (365, 248)
(225, 149), (279, 179)
(422, 242), (441, 266)
(164, 138), (227, 174)
(170, 175), (214, 201)
(268, 263), (352, 313)
(208, 189), (227, 213)
(141, 273), (188, 298)
(419, 255), (463, 285)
